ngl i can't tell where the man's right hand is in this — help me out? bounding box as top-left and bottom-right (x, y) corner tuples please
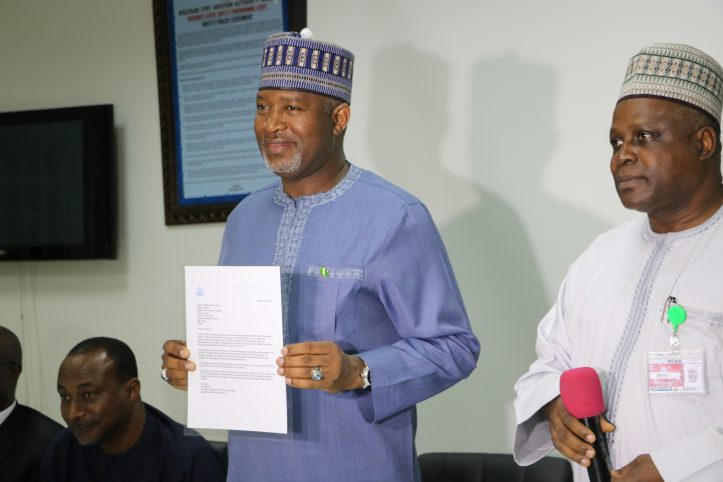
(161, 340), (195, 390)
(543, 395), (615, 468)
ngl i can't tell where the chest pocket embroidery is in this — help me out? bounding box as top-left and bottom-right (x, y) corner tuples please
(297, 266), (363, 340)
(683, 306), (723, 393)
(685, 307), (723, 327)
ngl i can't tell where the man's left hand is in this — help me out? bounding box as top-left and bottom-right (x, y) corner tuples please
(611, 454), (663, 481)
(276, 341), (365, 393)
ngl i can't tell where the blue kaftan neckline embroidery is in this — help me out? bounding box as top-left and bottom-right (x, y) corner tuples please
(272, 164), (363, 209)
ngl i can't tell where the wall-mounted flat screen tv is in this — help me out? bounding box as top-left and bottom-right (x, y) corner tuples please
(0, 104), (116, 261)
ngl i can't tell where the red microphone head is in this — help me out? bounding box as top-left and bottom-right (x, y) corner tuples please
(559, 367), (605, 418)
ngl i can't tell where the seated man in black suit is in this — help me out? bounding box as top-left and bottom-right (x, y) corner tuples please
(0, 325), (63, 482)
(40, 337), (224, 482)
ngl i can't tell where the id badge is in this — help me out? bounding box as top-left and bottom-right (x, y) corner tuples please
(648, 350), (706, 394)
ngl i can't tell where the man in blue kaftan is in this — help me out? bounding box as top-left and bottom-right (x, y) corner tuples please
(162, 30), (479, 482)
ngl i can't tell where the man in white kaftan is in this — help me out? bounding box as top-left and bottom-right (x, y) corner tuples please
(514, 43), (723, 482)
(514, 209), (723, 481)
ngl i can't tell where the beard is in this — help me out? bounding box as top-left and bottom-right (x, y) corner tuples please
(262, 150), (303, 174)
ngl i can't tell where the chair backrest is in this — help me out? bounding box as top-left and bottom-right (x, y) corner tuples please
(418, 452), (573, 482)
(207, 440), (229, 474)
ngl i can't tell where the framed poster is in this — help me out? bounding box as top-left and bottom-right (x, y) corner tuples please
(152, 0), (306, 225)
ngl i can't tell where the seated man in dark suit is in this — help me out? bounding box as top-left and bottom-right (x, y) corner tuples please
(0, 325), (63, 482)
(40, 337), (224, 482)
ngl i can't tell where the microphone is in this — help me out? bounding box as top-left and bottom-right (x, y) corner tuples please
(560, 367), (611, 482)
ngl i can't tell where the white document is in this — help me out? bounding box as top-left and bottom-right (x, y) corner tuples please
(184, 265), (287, 434)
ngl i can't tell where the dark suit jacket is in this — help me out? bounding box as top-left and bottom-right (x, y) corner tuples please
(0, 403), (63, 482)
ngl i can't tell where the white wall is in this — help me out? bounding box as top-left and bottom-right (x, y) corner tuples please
(1, 0), (722, 454)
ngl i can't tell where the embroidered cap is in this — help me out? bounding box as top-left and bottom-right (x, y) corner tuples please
(259, 28), (354, 104)
(618, 43), (723, 125)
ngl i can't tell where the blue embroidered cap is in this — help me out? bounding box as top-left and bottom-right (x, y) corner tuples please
(618, 43), (723, 125)
(259, 29), (354, 104)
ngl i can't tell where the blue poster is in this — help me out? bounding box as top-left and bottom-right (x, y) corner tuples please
(168, 0), (286, 205)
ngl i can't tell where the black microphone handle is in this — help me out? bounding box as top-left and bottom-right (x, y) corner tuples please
(581, 416), (611, 482)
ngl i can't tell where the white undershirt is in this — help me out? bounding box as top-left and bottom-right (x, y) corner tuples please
(0, 400), (17, 427)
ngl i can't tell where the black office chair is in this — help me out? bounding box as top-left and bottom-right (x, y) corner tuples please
(419, 452), (573, 482)
(207, 440), (229, 474)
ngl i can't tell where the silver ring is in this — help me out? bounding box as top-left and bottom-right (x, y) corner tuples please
(310, 366), (324, 381)
(161, 367), (170, 382)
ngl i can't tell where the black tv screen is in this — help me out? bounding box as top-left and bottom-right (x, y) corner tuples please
(0, 104), (116, 261)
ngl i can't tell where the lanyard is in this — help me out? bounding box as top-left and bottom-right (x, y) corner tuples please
(662, 296), (687, 350)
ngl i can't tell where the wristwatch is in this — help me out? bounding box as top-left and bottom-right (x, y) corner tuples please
(360, 358), (371, 389)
